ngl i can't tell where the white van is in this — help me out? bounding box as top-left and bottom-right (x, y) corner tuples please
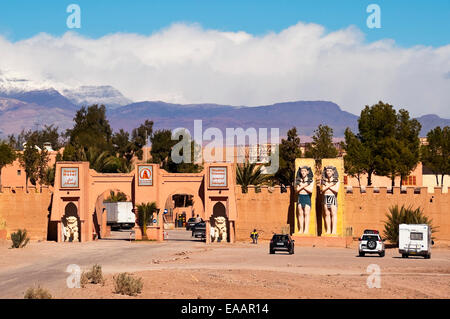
(104, 202), (135, 230)
(399, 224), (434, 259)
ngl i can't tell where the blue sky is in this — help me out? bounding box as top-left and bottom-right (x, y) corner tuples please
(0, 1), (449, 117)
(0, 0), (449, 47)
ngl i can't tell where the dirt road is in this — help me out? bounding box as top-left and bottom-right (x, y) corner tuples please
(0, 229), (449, 299)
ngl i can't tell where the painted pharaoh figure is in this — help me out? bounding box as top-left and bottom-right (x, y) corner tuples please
(321, 166), (340, 235)
(295, 166), (314, 234)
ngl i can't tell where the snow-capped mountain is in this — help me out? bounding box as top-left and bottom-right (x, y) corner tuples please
(0, 71), (131, 109)
(61, 86), (132, 109)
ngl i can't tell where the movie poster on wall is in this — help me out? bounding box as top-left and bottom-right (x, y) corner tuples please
(61, 167), (79, 188)
(138, 165), (153, 186)
(209, 166), (228, 188)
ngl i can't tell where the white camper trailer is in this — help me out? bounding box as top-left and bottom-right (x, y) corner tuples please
(104, 202), (135, 230)
(399, 224), (433, 259)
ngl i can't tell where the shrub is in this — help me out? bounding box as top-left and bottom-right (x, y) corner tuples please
(113, 273), (143, 296)
(383, 205), (437, 246)
(81, 264), (105, 287)
(24, 286), (52, 299)
(11, 229), (30, 248)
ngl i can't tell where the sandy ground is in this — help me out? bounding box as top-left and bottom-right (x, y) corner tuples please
(0, 229), (449, 299)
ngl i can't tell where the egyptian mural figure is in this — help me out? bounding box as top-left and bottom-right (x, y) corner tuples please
(321, 166), (340, 235)
(295, 166), (314, 234)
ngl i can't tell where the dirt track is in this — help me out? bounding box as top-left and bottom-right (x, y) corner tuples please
(0, 229), (449, 299)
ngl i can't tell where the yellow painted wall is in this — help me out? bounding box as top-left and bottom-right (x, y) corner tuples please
(423, 175), (449, 192)
(320, 158), (345, 237)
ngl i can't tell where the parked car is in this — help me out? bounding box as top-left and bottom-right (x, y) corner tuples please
(186, 217), (198, 231)
(358, 230), (385, 257)
(399, 224), (433, 259)
(270, 234), (294, 254)
(191, 222), (206, 239)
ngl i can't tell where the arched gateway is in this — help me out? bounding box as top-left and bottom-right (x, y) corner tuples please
(50, 162), (237, 243)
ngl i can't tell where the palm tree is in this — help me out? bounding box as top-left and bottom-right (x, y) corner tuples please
(236, 162), (270, 193)
(383, 205), (437, 246)
(104, 190), (128, 203)
(136, 202), (158, 237)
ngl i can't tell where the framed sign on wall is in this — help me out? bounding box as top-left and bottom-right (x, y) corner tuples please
(138, 165), (153, 186)
(61, 167), (79, 188)
(208, 166), (228, 189)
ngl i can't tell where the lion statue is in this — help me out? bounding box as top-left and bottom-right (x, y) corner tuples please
(64, 216), (79, 242)
(213, 216), (227, 242)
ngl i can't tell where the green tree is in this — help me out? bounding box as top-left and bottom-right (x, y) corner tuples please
(357, 102), (397, 185)
(305, 124), (338, 171)
(343, 128), (370, 186)
(274, 127), (302, 186)
(372, 107), (421, 187)
(150, 129), (177, 167)
(236, 162), (270, 193)
(0, 142), (17, 190)
(65, 104), (113, 155)
(19, 137), (49, 192)
(421, 126), (450, 186)
(112, 120), (154, 171)
(130, 120), (153, 161)
(356, 101), (420, 187)
(151, 129), (202, 173)
(383, 205), (437, 246)
(8, 125), (62, 151)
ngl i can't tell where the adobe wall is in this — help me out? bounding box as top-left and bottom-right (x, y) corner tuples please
(345, 186), (450, 241)
(234, 185), (450, 243)
(235, 185), (294, 241)
(0, 151), (61, 190)
(0, 187), (52, 240)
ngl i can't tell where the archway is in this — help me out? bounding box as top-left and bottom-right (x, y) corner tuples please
(62, 202), (80, 242)
(96, 188), (134, 241)
(163, 189), (204, 229)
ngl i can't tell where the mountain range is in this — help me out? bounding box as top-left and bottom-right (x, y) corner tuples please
(0, 84), (449, 139)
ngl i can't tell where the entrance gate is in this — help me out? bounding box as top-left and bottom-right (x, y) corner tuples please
(50, 162), (237, 243)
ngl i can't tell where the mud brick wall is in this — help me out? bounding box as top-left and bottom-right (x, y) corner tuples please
(235, 186), (294, 241)
(0, 187), (52, 240)
(235, 185), (449, 242)
(344, 187), (450, 241)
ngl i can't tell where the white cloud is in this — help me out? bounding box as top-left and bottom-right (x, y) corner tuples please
(0, 21), (449, 117)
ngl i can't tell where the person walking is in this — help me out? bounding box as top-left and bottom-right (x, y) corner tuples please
(250, 229), (259, 244)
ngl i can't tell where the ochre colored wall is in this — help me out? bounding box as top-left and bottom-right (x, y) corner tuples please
(235, 185), (294, 241)
(235, 185), (450, 243)
(0, 151), (61, 189)
(0, 187), (52, 240)
(344, 186), (450, 241)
